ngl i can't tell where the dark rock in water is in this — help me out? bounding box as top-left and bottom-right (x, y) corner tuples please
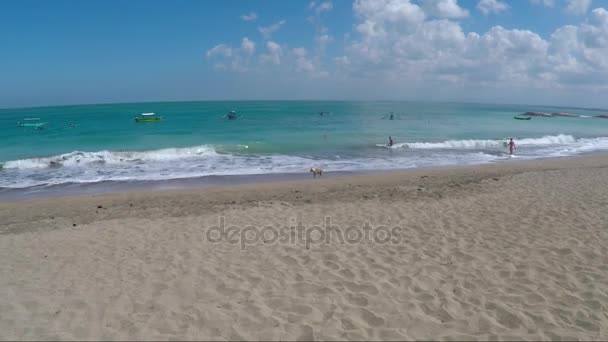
(72, 223), (77, 227)
(595, 114), (608, 119)
(551, 112), (578, 117)
(97, 205), (103, 209)
(523, 111), (553, 117)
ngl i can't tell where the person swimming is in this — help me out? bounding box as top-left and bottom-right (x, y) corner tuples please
(389, 113), (394, 120)
(388, 136), (394, 147)
(225, 111), (238, 120)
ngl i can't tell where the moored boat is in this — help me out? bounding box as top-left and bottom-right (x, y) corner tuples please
(135, 113), (161, 123)
(17, 118), (47, 129)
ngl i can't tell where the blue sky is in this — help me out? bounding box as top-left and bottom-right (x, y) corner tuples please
(1, 0), (607, 108)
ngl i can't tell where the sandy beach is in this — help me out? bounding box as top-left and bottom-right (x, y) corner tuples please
(1, 155), (608, 340)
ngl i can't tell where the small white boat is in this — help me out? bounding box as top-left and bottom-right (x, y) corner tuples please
(17, 117), (47, 129)
(135, 112), (161, 123)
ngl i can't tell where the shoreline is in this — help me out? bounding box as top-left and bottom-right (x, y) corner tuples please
(2, 152), (607, 202)
(2, 153), (608, 227)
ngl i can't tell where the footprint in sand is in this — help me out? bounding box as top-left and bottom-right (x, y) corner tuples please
(343, 281), (379, 295)
(295, 325), (315, 341)
(289, 304), (313, 315)
(341, 318), (356, 330)
(359, 308), (385, 327)
(346, 293), (369, 307)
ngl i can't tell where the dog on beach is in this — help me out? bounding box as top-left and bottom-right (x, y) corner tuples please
(310, 168), (323, 179)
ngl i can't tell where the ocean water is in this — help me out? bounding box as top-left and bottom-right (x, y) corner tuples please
(1, 101), (608, 193)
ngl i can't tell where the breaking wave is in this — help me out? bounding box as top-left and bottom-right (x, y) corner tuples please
(3, 145), (218, 169)
(380, 134), (578, 149)
(2, 134), (608, 189)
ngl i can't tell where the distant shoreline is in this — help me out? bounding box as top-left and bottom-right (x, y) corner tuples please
(2, 98), (607, 112)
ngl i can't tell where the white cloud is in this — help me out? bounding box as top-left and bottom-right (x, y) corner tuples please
(294, 48), (316, 72)
(343, 0), (608, 91)
(296, 58), (315, 72)
(258, 20), (286, 40)
(530, 0), (556, 7)
(354, 0), (426, 29)
(334, 56), (351, 69)
(207, 0), (608, 104)
(260, 41), (283, 65)
(422, 0), (469, 19)
(206, 38), (257, 71)
(240, 12), (258, 22)
(317, 34), (334, 47)
(292, 47), (308, 57)
(241, 37), (255, 56)
(566, 0), (593, 15)
(477, 0), (509, 15)
(206, 44), (232, 58)
(315, 1), (333, 14)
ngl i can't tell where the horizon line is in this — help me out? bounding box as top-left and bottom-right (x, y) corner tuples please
(1, 99), (607, 113)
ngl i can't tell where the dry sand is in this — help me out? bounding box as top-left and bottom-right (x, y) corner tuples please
(1, 156), (608, 340)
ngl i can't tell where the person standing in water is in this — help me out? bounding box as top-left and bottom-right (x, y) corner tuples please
(388, 136), (394, 147)
(507, 138), (516, 155)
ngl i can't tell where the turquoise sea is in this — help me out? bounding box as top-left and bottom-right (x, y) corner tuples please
(1, 101), (608, 195)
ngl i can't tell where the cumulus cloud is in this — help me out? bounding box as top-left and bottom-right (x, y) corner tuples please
(354, 0), (426, 30)
(566, 0), (593, 15)
(240, 12), (258, 21)
(206, 38), (258, 71)
(241, 37), (255, 56)
(207, 0), (608, 100)
(307, 0), (335, 67)
(260, 41), (283, 65)
(314, 1), (333, 13)
(258, 20), (286, 40)
(422, 0), (469, 19)
(296, 58), (315, 72)
(292, 47), (308, 57)
(530, 0), (556, 7)
(292, 48), (315, 72)
(206, 44), (232, 58)
(344, 0), (608, 90)
(477, 0), (509, 15)
(317, 34), (334, 47)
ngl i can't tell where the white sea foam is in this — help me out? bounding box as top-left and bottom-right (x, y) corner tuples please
(381, 134), (577, 150)
(3, 145), (218, 169)
(2, 135), (608, 189)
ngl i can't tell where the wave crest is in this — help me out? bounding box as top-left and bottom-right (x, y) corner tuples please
(382, 134), (577, 150)
(3, 145), (218, 169)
